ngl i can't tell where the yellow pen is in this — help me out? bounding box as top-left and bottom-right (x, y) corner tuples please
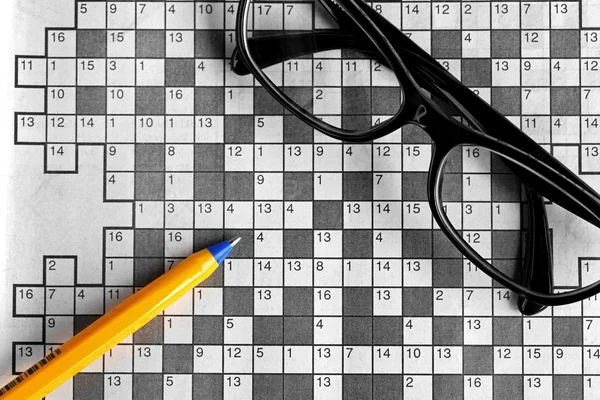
(0, 237), (240, 400)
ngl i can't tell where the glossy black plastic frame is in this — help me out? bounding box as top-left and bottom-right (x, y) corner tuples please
(234, 0), (600, 308)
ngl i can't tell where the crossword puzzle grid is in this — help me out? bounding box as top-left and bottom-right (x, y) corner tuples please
(10, 0), (600, 399)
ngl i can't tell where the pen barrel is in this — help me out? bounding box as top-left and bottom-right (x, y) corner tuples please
(0, 249), (218, 400)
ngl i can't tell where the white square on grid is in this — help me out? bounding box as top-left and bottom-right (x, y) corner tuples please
(284, 201), (313, 229)
(343, 346), (372, 374)
(48, 59), (76, 86)
(107, 116), (135, 143)
(48, 31), (76, 57)
(463, 202), (492, 230)
(78, 2), (107, 29)
(403, 202), (432, 229)
(254, 288), (283, 315)
(106, 172), (135, 200)
(402, 3), (431, 30)
(166, 145), (194, 171)
(224, 259), (253, 286)
(255, 118), (283, 144)
(165, 201), (194, 229)
(136, 201), (164, 228)
(137, 59), (166, 86)
(554, 346), (582, 374)
(551, 2), (579, 29)
(47, 87), (76, 114)
(108, 2), (136, 29)
(193, 345), (222, 373)
(373, 172), (402, 200)
(256, 145), (283, 171)
(314, 88), (341, 115)
(462, 3), (490, 29)
(193, 288), (223, 315)
(433, 288), (462, 316)
(433, 346), (463, 374)
(254, 259), (283, 287)
(342, 60), (371, 87)
(403, 144), (431, 172)
(47, 116), (75, 143)
(522, 59), (550, 87)
(197, 3), (224, 29)
(284, 259), (313, 286)
(254, 202), (283, 229)
(107, 87), (135, 115)
(196, 59), (224, 87)
(374, 288), (402, 316)
(314, 346), (342, 374)
(137, 2), (165, 29)
(225, 144), (254, 171)
(108, 30), (136, 57)
(314, 288), (342, 316)
(166, 88), (195, 115)
(314, 173), (342, 200)
(403, 346), (432, 374)
(523, 318), (553, 346)
(105, 345), (133, 373)
(523, 347), (553, 374)
(403, 317), (432, 345)
(373, 230), (402, 258)
(373, 259), (402, 287)
(255, 173), (283, 200)
(166, 31), (195, 58)
(314, 145), (342, 171)
(284, 59), (313, 87)
(313, 229), (342, 257)
(46, 287), (74, 315)
(344, 202), (372, 229)
(166, 2), (195, 29)
(108, 59), (135, 86)
(254, 3), (283, 30)
(373, 202), (402, 229)
(224, 317), (253, 344)
(492, 203), (520, 230)
(105, 259), (133, 286)
(374, 145), (402, 171)
(522, 88), (550, 115)
(166, 116), (194, 143)
(164, 290), (193, 315)
(521, 30), (550, 58)
(522, 2), (549, 28)
(314, 59), (342, 87)
(491, 3), (520, 29)
(463, 318), (492, 345)
(462, 31), (492, 59)
(373, 346), (403, 374)
(491, 59), (521, 86)
(164, 316), (193, 343)
(344, 260), (372, 287)
(314, 259), (343, 287)
(284, 346), (312, 373)
(225, 202), (254, 229)
(285, 145), (312, 171)
(254, 230), (283, 258)
(344, 144), (371, 171)
(314, 317), (342, 344)
(226, 88), (254, 114)
(432, 2), (460, 29)
(284, 3), (312, 30)
(254, 346), (283, 373)
(166, 172), (194, 200)
(494, 347), (523, 374)
(134, 345), (163, 372)
(463, 288), (492, 316)
(403, 259), (432, 287)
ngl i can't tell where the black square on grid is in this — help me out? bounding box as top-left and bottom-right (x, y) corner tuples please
(433, 259), (462, 287)
(344, 376), (372, 400)
(224, 287), (253, 316)
(193, 316), (223, 344)
(73, 374), (103, 400)
(283, 287), (313, 315)
(494, 376), (523, 400)
(402, 124), (431, 144)
(135, 144), (164, 172)
(134, 229), (164, 257)
(284, 375), (312, 400)
(136, 87), (165, 115)
(194, 144), (224, 171)
(343, 317), (373, 345)
(76, 87), (106, 115)
(284, 230), (313, 258)
(195, 87), (225, 114)
(194, 173), (224, 201)
(165, 59), (195, 87)
(463, 346), (493, 375)
(163, 344), (193, 373)
(373, 317), (402, 345)
(402, 173), (428, 201)
(342, 115), (371, 131)
(195, 30), (224, 58)
(493, 317), (522, 345)
(76, 30), (106, 58)
(284, 172), (313, 200)
(461, 59), (492, 87)
(224, 172), (253, 200)
(431, 30), (461, 58)
(433, 375), (463, 400)
(444, 147), (462, 173)
(283, 87), (313, 114)
(74, 315), (98, 335)
(491, 231), (521, 260)
(135, 172), (165, 201)
(372, 88), (401, 115)
(554, 376), (583, 400)
(314, 201), (343, 229)
(224, 229), (254, 258)
(344, 288), (373, 316)
(373, 375), (402, 399)
(284, 115), (313, 143)
(492, 174), (520, 201)
(343, 172), (372, 201)
(134, 258), (163, 287)
(553, 317), (583, 346)
(254, 375), (283, 400)
(283, 317), (313, 344)
(136, 30), (166, 58)
(343, 230), (372, 258)
(441, 172), (462, 202)
(433, 317), (463, 345)
(402, 230), (432, 258)
(342, 88), (371, 115)
(551, 30), (580, 58)
(492, 153), (512, 174)
(200, 263), (223, 287)
(491, 30), (520, 58)
(491, 87), (521, 116)
(193, 374), (223, 399)
(403, 288), (432, 316)
(254, 87), (284, 115)
(342, 48), (369, 59)
(433, 230), (463, 258)
(133, 374), (162, 400)
(224, 116), (254, 143)
(551, 87), (581, 116)
(254, 316), (283, 344)
(492, 259), (521, 286)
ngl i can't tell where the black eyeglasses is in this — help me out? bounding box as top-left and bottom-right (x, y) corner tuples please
(232, 0), (600, 314)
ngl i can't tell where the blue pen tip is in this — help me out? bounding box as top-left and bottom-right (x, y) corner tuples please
(208, 237), (241, 264)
